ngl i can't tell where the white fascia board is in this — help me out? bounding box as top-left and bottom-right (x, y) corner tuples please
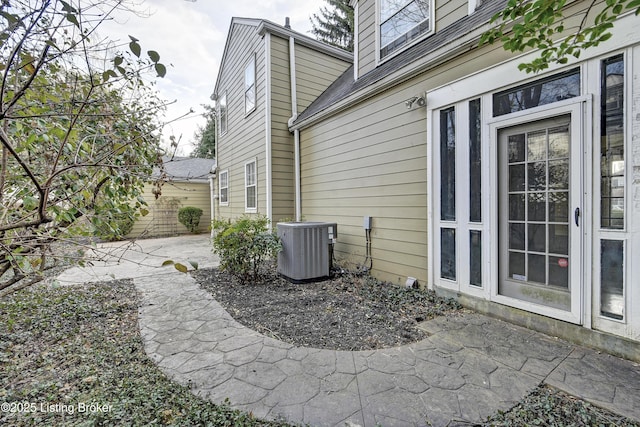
(257, 21), (353, 62)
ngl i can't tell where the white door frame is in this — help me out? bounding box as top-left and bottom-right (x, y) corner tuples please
(487, 97), (592, 325)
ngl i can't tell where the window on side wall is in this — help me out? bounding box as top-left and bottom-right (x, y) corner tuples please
(245, 55), (256, 115)
(219, 170), (229, 205)
(379, 0), (433, 61)
(245, 160), (257, 212)
(219, 92), (228, 135)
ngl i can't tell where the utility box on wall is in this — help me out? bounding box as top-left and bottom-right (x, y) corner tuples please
(277, 222), (337, 283)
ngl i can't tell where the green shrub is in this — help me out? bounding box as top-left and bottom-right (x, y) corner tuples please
(178, 206), (203, 233)
(93, 211), (135, 241)
(212, 215), (282, 284)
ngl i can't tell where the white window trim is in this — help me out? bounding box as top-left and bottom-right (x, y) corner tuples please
(244, 54), (256, 116)
(375, 0), (435, 65)
(219, 92), (228, 136)
(244, 159), (257, 213)
(219, 169), (229, 206)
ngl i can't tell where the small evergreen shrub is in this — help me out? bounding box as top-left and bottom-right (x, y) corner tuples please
(212, 215), (282, 284)
(178, 206), (203, 233)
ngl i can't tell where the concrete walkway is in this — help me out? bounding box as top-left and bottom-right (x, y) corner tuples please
(57, 235), (640, 427)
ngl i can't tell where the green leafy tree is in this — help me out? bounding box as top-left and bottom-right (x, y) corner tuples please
(190, 104), (216, 159)
(0, 0), (169, 295)
(481, 0), (640, 73)
(310, 0), (354, 52)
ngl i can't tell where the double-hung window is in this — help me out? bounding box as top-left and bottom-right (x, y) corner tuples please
(245, 159), (257, 212)
(379, 0), (432, 60)
(219, 170), (229, 205)
(244, 55), (256, 115)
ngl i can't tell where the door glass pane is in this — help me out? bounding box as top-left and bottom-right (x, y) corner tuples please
(508, 134), (526, 162)
(509, 164), (525, 191)
(549, 225), (568, 255)
(527, 162), (547, 190)
(528, 254), (546, 283)
(528, 192), (546, 221)
(528, 224), (546, 252)
(549, 256), (569, 288)
(549, 159), (569, 189)
(469, 99), (482, 222)
(600, 55), (624, 229)
(601, 240), (624, 320)
(440, 107), (456, 221)
(548, 126), (570, 158)
(549, 192), (568, 222)
(441, 228), (456, 280)
(509, 223), (525, 250)
(509, 194), (525, 221)
(470, 231), (482, 287)
(509, 252), (525, 279)
(527, 130), (547, 161)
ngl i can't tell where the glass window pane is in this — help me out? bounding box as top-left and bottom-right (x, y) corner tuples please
(549, 192), (568, 222)
(600, 239), (624, 319)
(600, 55), (624, 229)
(527, 130), (547, 161)
(549, 224), (568, 255)
(380, 0), (430, 58)
(441, 228), (456, 280)
(548, 126), (569, 159)
(440, 107), (456, 221)
(509, 252), (525, 279)
(528, 254), (546, 283)
(493, 68), (580, 116)
(509, 194), (525, 221)
(470, 231), (482, 287)
(509, 223), (525, 250)
(528, 192), (546, 222)
(247, 186), (256, 209)
(549, 256), (569, 288)
(528, 223), (546, 252)
(548, 159), (569, 190)
(219, 93), (227, 134)
(509, 164), (525, 191)
(469, 99), (482, 222)
(508, 134), (526, 163)
(527, 162), (547, 191)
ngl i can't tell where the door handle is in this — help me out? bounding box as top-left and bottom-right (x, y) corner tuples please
(574, 207), (580, 226)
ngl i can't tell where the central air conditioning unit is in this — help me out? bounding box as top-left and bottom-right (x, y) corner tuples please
(277, 222), (337, 283)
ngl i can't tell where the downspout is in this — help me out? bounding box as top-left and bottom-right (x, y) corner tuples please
(264, 32), (273, 225)
(209, 167), (216, 238)
(287, 35), (301, 222)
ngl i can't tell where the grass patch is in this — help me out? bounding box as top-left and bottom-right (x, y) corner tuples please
(0, 280), (293, 426)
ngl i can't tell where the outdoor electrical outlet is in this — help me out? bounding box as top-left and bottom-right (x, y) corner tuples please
(363, 216), (372, 230)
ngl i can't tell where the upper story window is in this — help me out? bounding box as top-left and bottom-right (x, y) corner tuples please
(380, 0), (432, 60)
(244, 55), (256, 115)
(219, 92), (228, 135)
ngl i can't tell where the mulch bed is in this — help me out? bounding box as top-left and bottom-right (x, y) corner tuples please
(191, 268), (463, 351)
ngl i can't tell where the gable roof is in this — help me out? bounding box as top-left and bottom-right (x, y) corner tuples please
(153, 156), (217, 183)
(292, 0), (508, 128)
(212, 17), (352, 101)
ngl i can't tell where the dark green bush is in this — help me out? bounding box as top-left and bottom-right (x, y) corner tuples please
(93, 211), (135, 241)
(178, 206), (203, 233)
(212, 215), (282, 284)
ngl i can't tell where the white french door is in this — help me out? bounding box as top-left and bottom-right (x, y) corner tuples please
(491, 102), (585, 324)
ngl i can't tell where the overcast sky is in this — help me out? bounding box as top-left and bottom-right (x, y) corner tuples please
(101, 0), (327, 155)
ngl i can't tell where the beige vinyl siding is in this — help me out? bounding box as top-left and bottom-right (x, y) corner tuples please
(435, 0), (467, 31)
(215, 22), (267, 220)
(357, 0), (376, 76)
(128, 181), (212, 237)
(295, 44), (351, 112)
(298, 0), (601, 286)
(270, 35), (295, 221)
(298, 25), (519, 285)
